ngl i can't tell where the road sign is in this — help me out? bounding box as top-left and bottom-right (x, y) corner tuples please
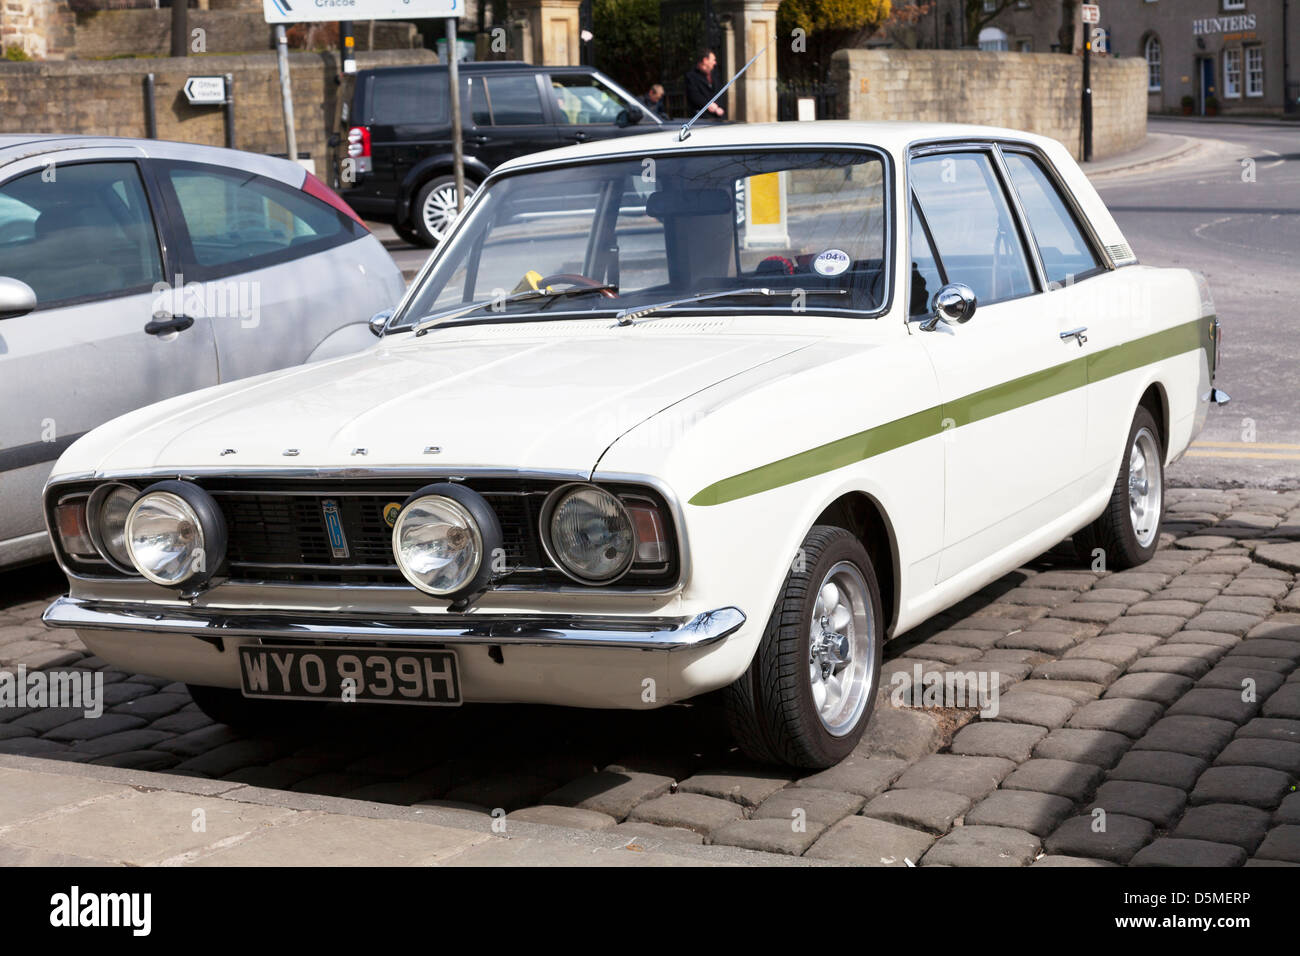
(1081, 4), (1100, 24)
(262, 0), (458, 25)
(183, 75), (227, 106)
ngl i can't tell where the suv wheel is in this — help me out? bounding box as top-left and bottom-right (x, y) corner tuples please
(414, 175), (476, 247)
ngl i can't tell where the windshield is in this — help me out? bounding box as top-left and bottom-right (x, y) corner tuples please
(392, 148), (889, 330)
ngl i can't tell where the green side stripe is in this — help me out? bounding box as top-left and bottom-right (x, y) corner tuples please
(688, 316), (1212, 507)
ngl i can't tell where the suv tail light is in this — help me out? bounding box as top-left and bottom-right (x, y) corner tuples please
(302, 171), (368, 229)
(346, 125), (373, 175)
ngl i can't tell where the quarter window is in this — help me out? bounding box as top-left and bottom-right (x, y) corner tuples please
(909, 151), (1035, 306)
(370, 72), (448, 125)
(1224, 48), (1242, 98)
(0, 161), (163, 306)
(1003, 152), (1102, 285)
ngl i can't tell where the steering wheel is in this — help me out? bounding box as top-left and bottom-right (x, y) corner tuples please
(538, 273), (617, 298)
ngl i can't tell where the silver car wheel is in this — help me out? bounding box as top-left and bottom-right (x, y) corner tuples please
(1128, 425), (1162, 549)
(808, 560), (875, 736)
(421, 183), (473, 243)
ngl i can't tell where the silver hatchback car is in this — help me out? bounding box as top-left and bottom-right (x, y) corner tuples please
(0, 135), (406, 568)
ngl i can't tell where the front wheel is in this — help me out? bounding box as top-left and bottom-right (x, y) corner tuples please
(724, 525), (883, 769)
(1074, 404), (1164, 570)
(413, 175), (476, 247)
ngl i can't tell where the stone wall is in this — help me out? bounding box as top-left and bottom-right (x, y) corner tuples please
(831, 48), (1147, 161)
(0, 48), (436, 162)
(1, 0), (75, 59)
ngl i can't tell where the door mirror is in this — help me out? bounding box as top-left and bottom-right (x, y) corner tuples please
(369, 308), (394, 337)
(616, 108), (641, 128)
(920, 282), (977, 332)
(0, 276), (37, 320)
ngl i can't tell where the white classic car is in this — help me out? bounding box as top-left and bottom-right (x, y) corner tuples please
(42, 122), (1226, 769)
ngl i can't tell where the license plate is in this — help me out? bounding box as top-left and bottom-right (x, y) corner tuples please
(238, 645), (461, 706)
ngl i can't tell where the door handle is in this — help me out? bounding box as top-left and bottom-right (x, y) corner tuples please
(565, 131), (588, 142)
(1060, 327), (1088, 347)
(470, 134), (489, 145)
(145, 314), (195, 336)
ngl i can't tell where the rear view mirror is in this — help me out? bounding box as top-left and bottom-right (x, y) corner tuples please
(0, 276), (36, 320)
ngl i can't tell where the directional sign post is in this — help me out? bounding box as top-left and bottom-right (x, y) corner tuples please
(1081, 5), (1098, 162)
(183, 75), (227, 106)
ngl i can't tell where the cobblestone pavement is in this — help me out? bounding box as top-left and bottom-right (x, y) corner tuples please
(3, 487), (1300, 865)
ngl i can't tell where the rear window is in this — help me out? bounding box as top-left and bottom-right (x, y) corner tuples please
(369, 71), (448, 125)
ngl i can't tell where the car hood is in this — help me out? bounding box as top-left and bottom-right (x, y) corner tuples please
(61, 325), (823, 477)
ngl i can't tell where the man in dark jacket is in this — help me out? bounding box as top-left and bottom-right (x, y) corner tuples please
(639, 83), (670, 120)
(683, 49), (725, 119)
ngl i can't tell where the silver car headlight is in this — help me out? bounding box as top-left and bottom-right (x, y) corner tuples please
(392, 483), (503, 599)
(125, 481), (226, 587)
(542, 485), (635, 583)
(87, 483), (138, 572)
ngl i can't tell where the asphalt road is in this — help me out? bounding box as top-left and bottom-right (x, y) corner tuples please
(1093, 118), (1300, 490)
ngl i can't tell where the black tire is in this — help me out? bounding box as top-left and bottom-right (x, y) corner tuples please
(186, 683), (324, 733)
(724, 525), (884, 769)
(392, 218), (423, 247)
(1073, 404), (1164, 571)
(412, 175), (476, 247)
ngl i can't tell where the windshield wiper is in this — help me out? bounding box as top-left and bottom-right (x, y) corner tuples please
(412, 285), (618, 335)
(614, 287), (848, 326)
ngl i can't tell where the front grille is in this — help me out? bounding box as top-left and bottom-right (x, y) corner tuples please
(197, 478), (675, 590)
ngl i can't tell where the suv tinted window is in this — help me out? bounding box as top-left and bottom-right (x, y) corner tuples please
(162, 162), (351, 270)
(910, 151), (1035, 306)
(470, 74), (546, 126)
(0, 161), (163, 305)
(1003, 151), (1102, 285)
(370, 72), (448, 125)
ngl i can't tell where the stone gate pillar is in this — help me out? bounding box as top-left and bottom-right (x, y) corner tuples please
(509, 0), (582, 65)
(713, 0), (780, 123)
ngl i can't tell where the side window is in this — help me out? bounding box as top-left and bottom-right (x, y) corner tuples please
(370, 72), (447, 125)
(480, 75), (546, 126)
(1003, 152), (1102, 286)
(163, 163), (350, 270)
(909, 201), (944, 317)
(910, 151), (1036, 306)
(0, 161), (163, 306)
(550, 75), (627, 125)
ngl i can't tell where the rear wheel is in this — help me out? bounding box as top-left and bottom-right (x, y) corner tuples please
(724, 525), (883, 769)
(413, 175), (476, 247)
(392, 218), (423, 247)
(1073, 404), (1164, 570)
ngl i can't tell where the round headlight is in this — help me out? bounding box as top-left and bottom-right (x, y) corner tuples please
(124, 481), (226, 588)
(543, 485), (635, 583)
(88, 483), (138, 572)
(393, 495), (484, 596)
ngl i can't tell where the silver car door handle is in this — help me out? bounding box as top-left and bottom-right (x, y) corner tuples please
(1060, 327), (1088, 347)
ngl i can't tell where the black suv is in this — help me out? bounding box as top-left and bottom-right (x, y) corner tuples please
(337, 62), (664, 246)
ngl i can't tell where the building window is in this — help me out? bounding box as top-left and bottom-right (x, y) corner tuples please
(982, 0), (997, 11)
(1224, 48), (1242, 97)
(1245, 46), (1264, 97)
(1145, 35), (1162, 91)
(979, 26), (1009, 51)
(1016, 38), (1033, 53)
(1222, 0), (1245, 9)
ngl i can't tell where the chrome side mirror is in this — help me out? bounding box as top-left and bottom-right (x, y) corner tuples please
(0, 276), (37, 320)
(369, 308), (395, 337)
(920, 282), (977, 332)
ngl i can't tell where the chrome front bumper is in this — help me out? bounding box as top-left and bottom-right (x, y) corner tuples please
(42, 596), (747, 652)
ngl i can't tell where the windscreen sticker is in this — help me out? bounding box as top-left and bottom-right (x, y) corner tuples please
(813, 249), (850, 276)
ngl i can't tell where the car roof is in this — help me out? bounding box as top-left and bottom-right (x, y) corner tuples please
(359, 61), (597, 75)
(0, 135), (308, 188)
(493, 120), (1066, 174)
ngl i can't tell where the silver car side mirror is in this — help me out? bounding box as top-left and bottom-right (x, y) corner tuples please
(919, 282), (977, 332)
(369, 308), (395, 337)
(0, 276), (37, 320)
